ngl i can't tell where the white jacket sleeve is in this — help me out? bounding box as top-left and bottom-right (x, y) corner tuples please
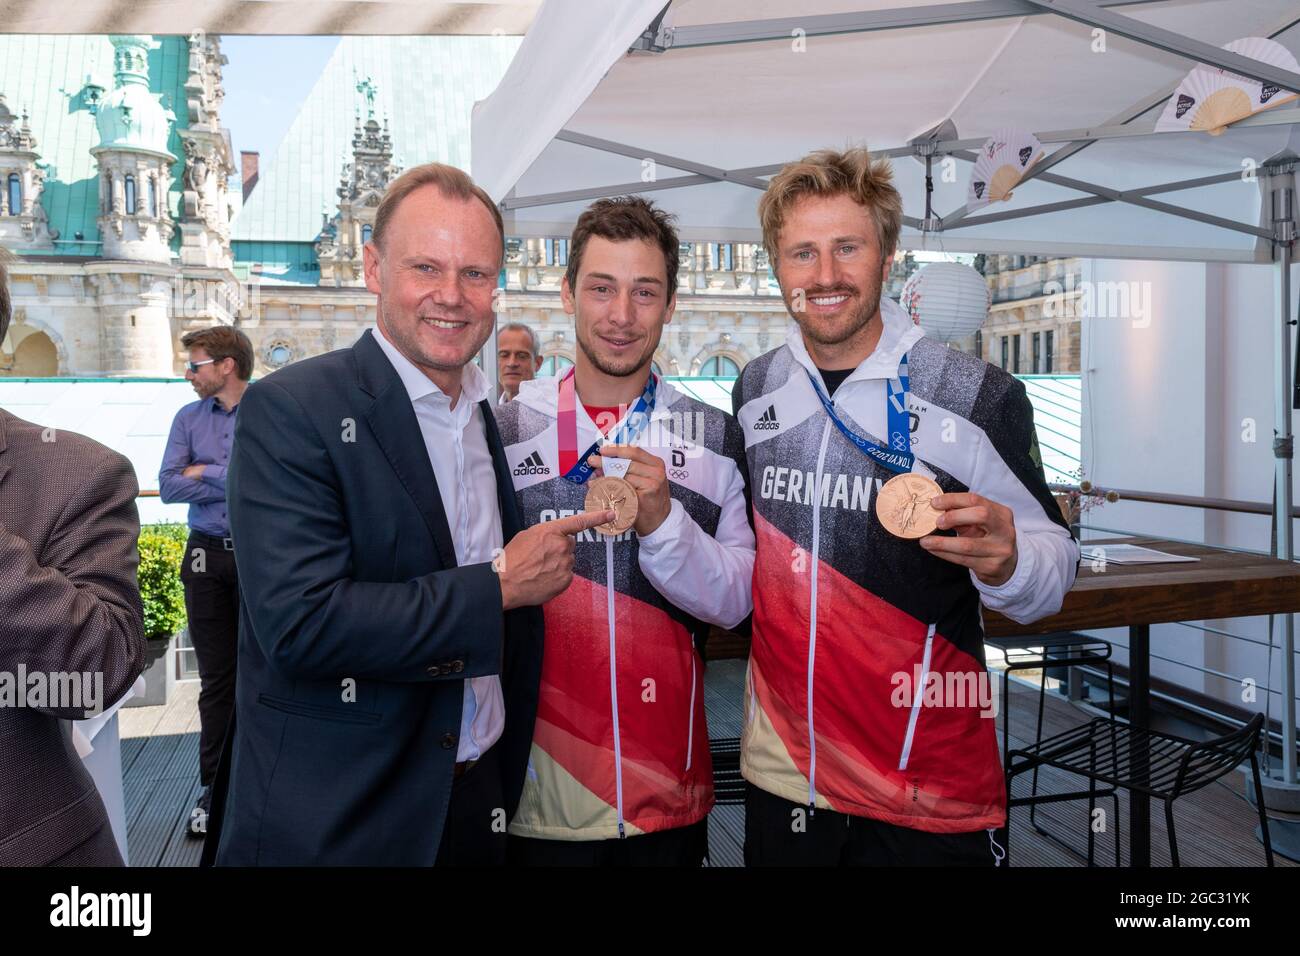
(635, 461), (755, 631)
(971, 520), (1079, 625)
(967, 383), (1080, 625)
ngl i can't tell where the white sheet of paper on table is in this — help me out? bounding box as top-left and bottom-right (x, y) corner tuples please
(1080, 544), (1200, 565)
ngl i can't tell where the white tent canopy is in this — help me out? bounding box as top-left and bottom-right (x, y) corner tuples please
(473, 0), (1300, 262)
(0, 0), (538, 35)
(472, 0), (1300, 784)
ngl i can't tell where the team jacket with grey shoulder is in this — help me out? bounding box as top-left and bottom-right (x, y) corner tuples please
(733, 297), (1079, 833)
(494, 375), (755, 841)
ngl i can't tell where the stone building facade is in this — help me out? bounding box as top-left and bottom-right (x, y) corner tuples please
(0, 33), (1080, 383)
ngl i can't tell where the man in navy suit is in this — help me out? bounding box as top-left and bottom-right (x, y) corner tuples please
(208, 163), (613, 865)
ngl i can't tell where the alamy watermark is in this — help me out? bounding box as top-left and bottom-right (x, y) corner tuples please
(1042, 275), (1153, 328)
(890, 665), (999, 718)
(0, 666), (104, 717)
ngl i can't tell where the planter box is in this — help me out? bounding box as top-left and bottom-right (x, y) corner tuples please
(124, 632), (178, 708)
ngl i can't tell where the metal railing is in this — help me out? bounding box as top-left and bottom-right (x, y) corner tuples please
(1051, 483), (1300, 773)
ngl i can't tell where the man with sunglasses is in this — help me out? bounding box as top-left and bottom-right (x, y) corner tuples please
(159, 324), (254, 837)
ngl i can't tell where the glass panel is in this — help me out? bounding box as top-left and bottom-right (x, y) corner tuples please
(124, 175), (136, 215)
(702, 355), (740, 377)
(539, 354), (574, 376)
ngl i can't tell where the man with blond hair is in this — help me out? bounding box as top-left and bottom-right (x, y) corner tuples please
(209, 163), (613, 865)
(732, 148), (1078, 866)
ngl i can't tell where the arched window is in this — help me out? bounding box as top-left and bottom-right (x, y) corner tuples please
(148, 176), (158, 217)
(124, 175), (137, 215)
(361, 224), (373, 245)
(700, 355), (740, 377)
(6, 174), (21, 215)
(538, 354), (574, 377)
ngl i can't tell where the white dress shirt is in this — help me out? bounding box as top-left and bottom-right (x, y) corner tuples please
(371, 327), (505, 762)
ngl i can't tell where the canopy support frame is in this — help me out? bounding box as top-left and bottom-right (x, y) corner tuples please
(1022, 0), (1300, 93)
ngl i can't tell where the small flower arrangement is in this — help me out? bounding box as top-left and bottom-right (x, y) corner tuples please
(1057, 467), (1119, 527)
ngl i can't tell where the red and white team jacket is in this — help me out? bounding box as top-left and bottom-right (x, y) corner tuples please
(494, 376), (755, 840)
(732, 297), (1079, 833)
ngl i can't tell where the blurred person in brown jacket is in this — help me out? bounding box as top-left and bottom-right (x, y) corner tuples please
(0, 246), (146, 865)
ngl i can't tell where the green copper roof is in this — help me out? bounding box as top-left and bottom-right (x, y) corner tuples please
(230, 240), (320, 285)
(92, 36), (177, 159)
(232, 35), (520, 244)
(0, 34), (189, 255)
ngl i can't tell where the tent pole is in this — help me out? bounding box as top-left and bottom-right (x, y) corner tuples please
(1273, 179), (1297, 784)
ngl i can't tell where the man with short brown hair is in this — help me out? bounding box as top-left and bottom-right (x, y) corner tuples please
(496, 196), (754, 865)
(160, 323), (254, 835)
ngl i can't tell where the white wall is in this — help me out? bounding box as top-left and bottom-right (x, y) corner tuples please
(1081, 256), (1300, 725)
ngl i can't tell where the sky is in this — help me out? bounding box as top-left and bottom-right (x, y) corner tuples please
(219, 36), (340, 162)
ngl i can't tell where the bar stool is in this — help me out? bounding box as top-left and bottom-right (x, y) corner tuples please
(987, 631), (1116, 861)
(1006, 712), (1274, 866)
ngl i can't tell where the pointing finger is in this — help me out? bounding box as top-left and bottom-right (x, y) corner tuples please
(550, 509), (616, 536)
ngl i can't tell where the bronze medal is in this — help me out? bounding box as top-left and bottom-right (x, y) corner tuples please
(584, 475), (639, 536)
(876, 473), (943, 539)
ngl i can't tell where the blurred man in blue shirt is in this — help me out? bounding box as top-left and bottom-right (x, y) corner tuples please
(159, 325), (252, 836)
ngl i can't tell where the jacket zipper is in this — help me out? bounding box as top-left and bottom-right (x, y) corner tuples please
(807, 418), (833, 808)
(685, 650), (696, 772)
(898, 623), (937, 771)
(605, 537), (626, 837)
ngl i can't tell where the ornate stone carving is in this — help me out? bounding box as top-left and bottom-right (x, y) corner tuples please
(0, 93), (57, 249)
(316, 80), (402, 288)
(177, 32), (233, 268)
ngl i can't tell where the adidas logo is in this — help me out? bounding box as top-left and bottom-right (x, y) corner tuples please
(513, 450), (551, 476)
(753, 405), (780, 431)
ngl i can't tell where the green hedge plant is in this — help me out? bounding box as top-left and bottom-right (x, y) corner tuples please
(137, 523), (189, 641)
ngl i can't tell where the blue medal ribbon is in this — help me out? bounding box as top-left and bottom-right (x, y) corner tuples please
(560, 372), (659, 485)
(805, 353), (914, 475)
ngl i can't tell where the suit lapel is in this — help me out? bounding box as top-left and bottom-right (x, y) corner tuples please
(354, 333), (458, 569)
(0, 411), (10, 490)
(480, 399), (520, 541)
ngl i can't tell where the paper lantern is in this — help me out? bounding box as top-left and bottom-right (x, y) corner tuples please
(899, 261), (990, 343)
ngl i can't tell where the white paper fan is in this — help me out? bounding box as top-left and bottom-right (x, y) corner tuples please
(966, 128), (1044, 210)
(1224, 37), (1300, 111)
(1156, 37), (1299, 135)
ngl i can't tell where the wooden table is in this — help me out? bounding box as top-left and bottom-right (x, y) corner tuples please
(986, 536), (1300, 867)
(708, 536), (1300, 867)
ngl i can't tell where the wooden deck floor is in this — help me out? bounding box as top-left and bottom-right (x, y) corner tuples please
(119, 680), (206, 867)
(119, 662), (1289, 867)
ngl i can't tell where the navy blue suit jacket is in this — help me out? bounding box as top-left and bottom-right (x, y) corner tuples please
(208, 330), (541, 865)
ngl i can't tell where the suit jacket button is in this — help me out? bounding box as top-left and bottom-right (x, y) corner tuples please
(441, 732), (457, 750)
(452, 660), (465, 674)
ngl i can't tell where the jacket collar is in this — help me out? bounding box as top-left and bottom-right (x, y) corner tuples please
(351, 327), (497, 570)
(0, 410), (8, 488)
(785, 295), (925, 392)
(365, 327), (491, 408)
(513, 368), (682, 426)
